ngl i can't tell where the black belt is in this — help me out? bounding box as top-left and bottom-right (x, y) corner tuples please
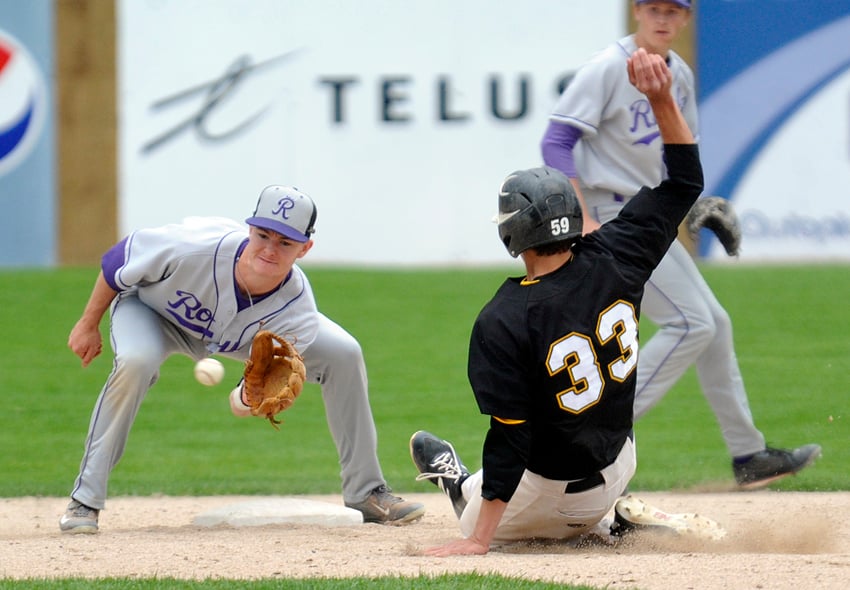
(564, 471), (605, 494)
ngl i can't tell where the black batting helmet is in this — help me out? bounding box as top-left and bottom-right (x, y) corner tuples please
(496, 166), (583, 258)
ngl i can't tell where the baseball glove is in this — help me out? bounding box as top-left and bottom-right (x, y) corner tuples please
(242, 330), (306, 429)
(685, 196), (742, 257)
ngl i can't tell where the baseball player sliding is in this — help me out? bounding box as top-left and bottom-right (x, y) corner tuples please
(540, 0), (819, 488)
(61, 186), (424, 533)
(412, 48), (719, 556)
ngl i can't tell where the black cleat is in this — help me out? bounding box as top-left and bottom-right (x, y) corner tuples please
(409, 430), (470, 518)
(733, 444), (822, 490)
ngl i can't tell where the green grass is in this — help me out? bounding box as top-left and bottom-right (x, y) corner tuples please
(632, 263), (849, 490)
(0, 264), (847, 589)
(0, 264), (847, 499)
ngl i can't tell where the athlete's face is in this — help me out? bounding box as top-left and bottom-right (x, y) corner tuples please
(243, 226), (313, 279)
(633, 2), (691, 55)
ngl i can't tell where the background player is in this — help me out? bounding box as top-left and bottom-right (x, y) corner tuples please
(411, 49), (709, 555)
(61, 185), (424, 533)
(540, 0), (819, 488)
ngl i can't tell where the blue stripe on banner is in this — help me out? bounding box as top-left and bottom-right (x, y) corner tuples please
(695, 2), (850, 258)
(698, 1), (850, 99)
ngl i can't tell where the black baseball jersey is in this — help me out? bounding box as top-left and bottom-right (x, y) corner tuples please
(468, 144), (703, 501)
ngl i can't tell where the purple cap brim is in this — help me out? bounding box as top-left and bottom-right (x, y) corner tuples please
(636, 0), (690, 8)
(245, 216), (309, 242)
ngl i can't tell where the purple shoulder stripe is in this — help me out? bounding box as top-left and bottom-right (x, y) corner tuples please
(101, 237), (129, 291)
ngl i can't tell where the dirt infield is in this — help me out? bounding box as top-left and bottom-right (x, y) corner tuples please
(2, 491), (848, 589)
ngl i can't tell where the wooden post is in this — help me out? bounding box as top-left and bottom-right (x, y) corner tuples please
(56, 0), (117, 265)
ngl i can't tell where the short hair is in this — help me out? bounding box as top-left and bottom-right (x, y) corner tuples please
(530, 239), (577, 257)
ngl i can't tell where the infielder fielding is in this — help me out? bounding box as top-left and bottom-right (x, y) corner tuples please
(412, 48), (712, 555)
(61, 186), (424, 533)
(540, 0), (819, 488)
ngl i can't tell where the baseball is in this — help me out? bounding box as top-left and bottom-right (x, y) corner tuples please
(194, 358), (225, 386)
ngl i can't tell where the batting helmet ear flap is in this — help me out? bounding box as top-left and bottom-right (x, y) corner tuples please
(499, 204), (543, 256)
(539, 193), (568, 220)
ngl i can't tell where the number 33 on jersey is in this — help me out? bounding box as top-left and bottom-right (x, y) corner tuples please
(547, 300), (638, 414)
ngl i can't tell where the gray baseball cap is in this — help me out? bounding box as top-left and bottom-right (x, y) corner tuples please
(635, 0), (691, 8)
(245, 185), (317, 243)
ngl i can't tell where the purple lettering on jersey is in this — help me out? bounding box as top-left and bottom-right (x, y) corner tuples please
(272, 197), (296, 220)
(629, 98), (656, 132)
(165, 290), (215, 337)
(629, 88), (689, 147)
(633, 131), (661, 146)
(217, 340), (241, 353)
(629, 98), (662, 146)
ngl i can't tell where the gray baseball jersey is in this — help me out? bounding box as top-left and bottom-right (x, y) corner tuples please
(70, 216), (388, 511)
(105, 216), (319, 359)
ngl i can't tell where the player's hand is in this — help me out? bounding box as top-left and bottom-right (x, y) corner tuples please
(423, 537), (489, 557)
(68, 320), (104, 367)
(627, 48), (672, 99)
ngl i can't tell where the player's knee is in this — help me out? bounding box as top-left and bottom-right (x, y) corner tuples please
(710, 307), (734, 342)
(328, 332), (365, 367)
(113, 350), (161, 384)
(682, 314), (717, 350)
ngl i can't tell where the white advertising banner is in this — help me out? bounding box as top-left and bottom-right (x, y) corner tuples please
(118, 0), (623, 265)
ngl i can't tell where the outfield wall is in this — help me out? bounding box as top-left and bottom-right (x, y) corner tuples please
(114, 0), (850, 264)
(115, 0), (624, 266)
(2, 1), (849, 267)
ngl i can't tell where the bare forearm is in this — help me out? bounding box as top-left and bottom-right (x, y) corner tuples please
(68, 271), (118, 367)
(569, 178), (601, 232)
(424, 497), (508, 556)
(651, 93), (694, 145)
(468, 498), (508, 547)
(78, 272), (118, 328)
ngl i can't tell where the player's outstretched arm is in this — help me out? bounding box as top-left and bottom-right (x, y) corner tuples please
(68, 271), (118, 367)
(423, 498), (507, 556)
(627, 48), (694, 145)
(569, 178), (601, 234)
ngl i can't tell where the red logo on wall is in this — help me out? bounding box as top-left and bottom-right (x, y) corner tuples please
(0, 30), (47, 177)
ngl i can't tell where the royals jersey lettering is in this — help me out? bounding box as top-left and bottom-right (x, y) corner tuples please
(102, 217), (319, 358)
(549, 35), (698, 202)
